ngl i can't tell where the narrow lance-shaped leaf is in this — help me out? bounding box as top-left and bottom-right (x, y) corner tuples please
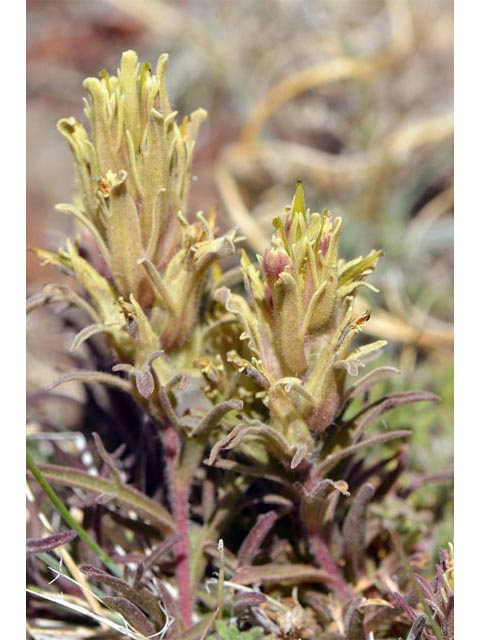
(35, 463), (175, 534)
(406, 615), (428, 640)
(26, 530), (78, 555)
(342, 483), (375, 579)
(237, 511), (278, 567)
(70, 323), (115, 352)
(315, 429), (412, 477)
(233, 563), (336, 587)
(143, 532), (187, 573)
(190, 399), (243, 436)
(343, 599), (365, 640)
(348, 391), (440, 443)
(47, 370), (132, 395)
(81, 564), (165, 625)
(92, 432), (124, 483)
(102, 596), (157, 637)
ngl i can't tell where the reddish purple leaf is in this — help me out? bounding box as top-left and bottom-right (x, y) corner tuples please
(27, 530), (77, 555)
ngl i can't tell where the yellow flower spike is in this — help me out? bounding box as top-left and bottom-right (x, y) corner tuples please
(52, 51), (238, 360)
(219, 184), (384, 439)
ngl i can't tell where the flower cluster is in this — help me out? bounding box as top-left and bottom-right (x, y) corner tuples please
(37, 50), (237, 375)
(216, 182), (384, 459)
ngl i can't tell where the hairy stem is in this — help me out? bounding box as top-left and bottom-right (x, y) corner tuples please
(171, 480), (192, 628)
(159, 420), (193, 628)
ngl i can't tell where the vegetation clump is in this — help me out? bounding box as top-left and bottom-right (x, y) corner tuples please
(27, 51), (452, 640)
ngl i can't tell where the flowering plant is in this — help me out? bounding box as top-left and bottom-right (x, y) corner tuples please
(27, 51), (451, 640)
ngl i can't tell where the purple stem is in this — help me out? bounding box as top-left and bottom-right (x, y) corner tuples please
(161, 421), (192, 628)
(171, 481), (192, 627)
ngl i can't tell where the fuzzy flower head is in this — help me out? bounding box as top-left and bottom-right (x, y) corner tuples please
(38, 51), (237, 369)
(217, 183), (385, 448)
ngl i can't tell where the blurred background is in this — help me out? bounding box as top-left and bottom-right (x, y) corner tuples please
(27, 0), (453, 543)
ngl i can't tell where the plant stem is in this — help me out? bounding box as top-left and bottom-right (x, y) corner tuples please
(171, 480), (192, 627)
(160, 421), (193, 628)
(26, 451), (122, 577)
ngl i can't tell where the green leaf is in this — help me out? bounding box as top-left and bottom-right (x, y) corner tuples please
(35, 463), (175, 534)
(233, 563), (336, 587)
(81, 564), (165, 625)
